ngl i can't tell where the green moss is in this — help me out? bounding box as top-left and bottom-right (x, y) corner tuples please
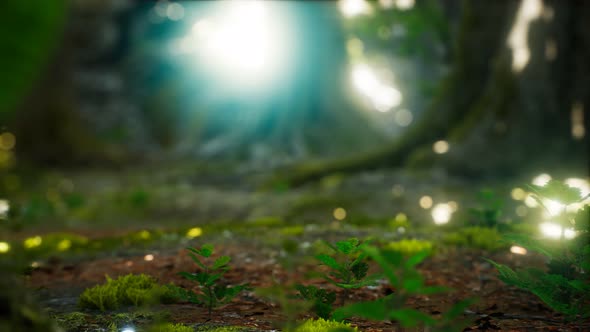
(147, 323), (194, 332)
(280, 225), (305, 236)
(442, 226), (505, 250)
(52, 312), (87, 330)
(78, 274), (177, 311)
(248, 216), (284, 227)
(198, 327), (245, 332)
(384, 239), (434, 256)
(293, 318), (359, 332)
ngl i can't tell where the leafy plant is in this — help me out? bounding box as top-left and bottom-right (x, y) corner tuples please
(173, 245), (250, 319)
(315, 238), (379, 304)
(488, 180), (590, 318)
(468, 189), (504, 228)
(333, 246), (472, 331)
(78, 274), (176, 311)
(292, 318), (358, 332)
(295, 284), (336, 319)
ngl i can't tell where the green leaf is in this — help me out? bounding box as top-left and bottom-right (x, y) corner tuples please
(205, 273), (222, 286)
(199, 244), (214, 257)
(336, 238), (359, 254)
(350, 261), (369, 280)
(527, 180), (583, 205)
(316, 254), (342, 270)
(402, 275), (424, 293)
(404, 250), (430, 268)
(332, 298), (389, 321)
(187, 252), (207, 270)
(213, 256), (231, 269)
(177, 271), (199, 281)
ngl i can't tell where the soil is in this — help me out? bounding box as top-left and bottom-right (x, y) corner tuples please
(27, 233), (590, 331)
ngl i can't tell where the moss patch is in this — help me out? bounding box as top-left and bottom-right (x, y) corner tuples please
(78, 274), (177, 311)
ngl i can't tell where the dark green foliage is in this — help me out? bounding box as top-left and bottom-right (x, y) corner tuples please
(173, 245), (250, 319)
(489, 181), (590, 318)
(333, 246), (472, 331)
(78, 274), (177, 311)
(468, 189), (504, 228)
(315, 238), (379, 291)
(295, 284), (336, 319)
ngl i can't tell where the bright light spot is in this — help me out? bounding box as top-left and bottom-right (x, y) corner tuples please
(510, 245), (527, 255)
(394, 213), (407, 223)
(379, 0), (395, 9)
(186, 227), (203, 239)
(507, 0), (543, 72)
(564, 228), (576, 239)
(532, 173), (551, 186)
(448, 201), (458, 212)
(0, 242), (10, 253)
(351, 63), (402, 112)
(125, 261), (134, 267)
(188, 1), (292, 90)
(395, 0), (415, 10)
(24, 236), (42, 249)
(571, 102), (585, 139)
(516, 205), (528, 217)
(432, 203), (452, 225)
(57, 239), (71, 251)
(121, 326), (136, 332)
(31, 261), (39, 268)
(432, 140), (450, 154)
(544, 199), (564, 217)
(0, 199), (9, 217)
(144, 254), (154, 261)
(138, 230), (151, 240)
(511, 187), (527, 200)
(524, 194), (539, 208)
(419, 196), (433, 209)
(333, 207), (347, 220)
(0, 132), (16, 150)
(395, 109), (413, 126)
(374, 86), (402, 112)
(540, 222), (562, 239)
(391, 185), (404, 197)
(339, 0), (371, 18)
(545, 39), (557, 61)
(346, 38), (364, 58)
(352, 64), (380, 95)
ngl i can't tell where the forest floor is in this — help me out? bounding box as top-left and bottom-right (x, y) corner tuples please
(4, 163), (590, 331)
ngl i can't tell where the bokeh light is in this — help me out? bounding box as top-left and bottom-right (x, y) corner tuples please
(186, 227), (203, 238)
(339, 0), (371, 18)
(510, 187), (526, 200)
(57, 239), (71, 251)
(507, 0), (543, 72)
(510, 245), (527, 255)
(394, 109), (413, 126)
(432, 140), (449, 154)
(333, 207), (347, 220)
(532, 173), (551, 186)
(24, 236), (42, 249)
(419, 195), (433, 209)
(144, 254), (154, 261)
(0, 242), (10, 253)
(431, 203), (453, 224)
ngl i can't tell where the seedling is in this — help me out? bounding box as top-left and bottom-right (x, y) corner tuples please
(315, 238), (379, 304)
(333, 246), (472, 331)
(488, 180), (590, 318)
(295, 284), (336, 319)
(174, 244), (250, 320)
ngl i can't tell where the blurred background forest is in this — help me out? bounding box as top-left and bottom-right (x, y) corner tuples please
(0, 0), (588, 229)
(1, 1), (590, 330)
